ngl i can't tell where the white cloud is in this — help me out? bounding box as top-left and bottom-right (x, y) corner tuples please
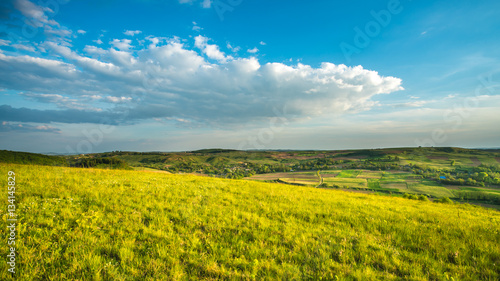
(0, 40), (10, 46)
(20, 92), (92, 110)
(0, 35), (404, 126)
(227, 43), (240, 52)
(110, 39), (132, 51)
(43, 25), (72, 37)
(12, 44), (36, 52)
(194, 35), (232, 63)
(0, 121), (61, 134)
(192, 22), (203, 31)
(14, 0), (73, 39)
(247, 47), (259, 53)
(0, 52), (77, 77)
(93, 38), (103, 45)
(106, 96), (133, 103)
(83, 45), (106, 55)
(259, 41), (266, 45)
(14, 0), (59, 28)
(77, 30), (87, 35)
(44, 41), (121, 76)
(124, 30), (142, 36)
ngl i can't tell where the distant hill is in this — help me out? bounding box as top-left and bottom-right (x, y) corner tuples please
(0, 150), (67, 166)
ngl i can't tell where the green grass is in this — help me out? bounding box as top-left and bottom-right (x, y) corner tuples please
(336, 170), (362, 178)
(1, 164), (500, 280)
(407, 181), (456, 198)
(367, 179), (381, 189)
(380, 182), (408, 191)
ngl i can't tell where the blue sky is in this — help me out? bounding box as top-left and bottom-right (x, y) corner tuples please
(0, 0), (499, 153)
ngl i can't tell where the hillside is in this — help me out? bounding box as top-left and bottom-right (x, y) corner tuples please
(0, 150), (67, 166)
(62, 147), (500, 208)
(1, 163), (499, 280)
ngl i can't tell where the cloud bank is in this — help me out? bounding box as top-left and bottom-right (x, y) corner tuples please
(0, 1), (403, 128)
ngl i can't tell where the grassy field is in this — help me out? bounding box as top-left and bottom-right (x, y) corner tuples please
(1, 163), (500, 280)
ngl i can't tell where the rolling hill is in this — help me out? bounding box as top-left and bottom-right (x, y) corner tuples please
(1, 163), (499, 280)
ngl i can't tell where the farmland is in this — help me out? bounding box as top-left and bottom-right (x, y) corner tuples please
(3, 147), (500, 208)
(1, 163), (499, 280)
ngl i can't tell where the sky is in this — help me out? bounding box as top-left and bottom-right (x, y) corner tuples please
(0, 0), (499, 153)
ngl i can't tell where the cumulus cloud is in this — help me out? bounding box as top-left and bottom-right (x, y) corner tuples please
(110, 39), (132, 51)
(84, 45), (106, 55)
(0, 34), (403, 126)
(247, 47), (259, 53)
(194, 35), (232, 62)
(77, 30), (86, 35)
(124, 30), (141, 36)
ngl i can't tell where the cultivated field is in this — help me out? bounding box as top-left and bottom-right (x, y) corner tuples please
(247, 167), (500, 207)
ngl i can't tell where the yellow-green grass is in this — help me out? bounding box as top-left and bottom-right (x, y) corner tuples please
(1, 164), (499, 280)
(132, 167), (171, 173)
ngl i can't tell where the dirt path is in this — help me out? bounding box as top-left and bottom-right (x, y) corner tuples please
(314, 171), (323, 188)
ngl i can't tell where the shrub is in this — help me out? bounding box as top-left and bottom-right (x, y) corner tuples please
(408, 194), (419, 200)
(435, 197), (453, 204)
(418, 195), (429, 201)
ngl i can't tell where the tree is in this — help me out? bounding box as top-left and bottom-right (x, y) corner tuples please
(478, 172), (488, 181)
